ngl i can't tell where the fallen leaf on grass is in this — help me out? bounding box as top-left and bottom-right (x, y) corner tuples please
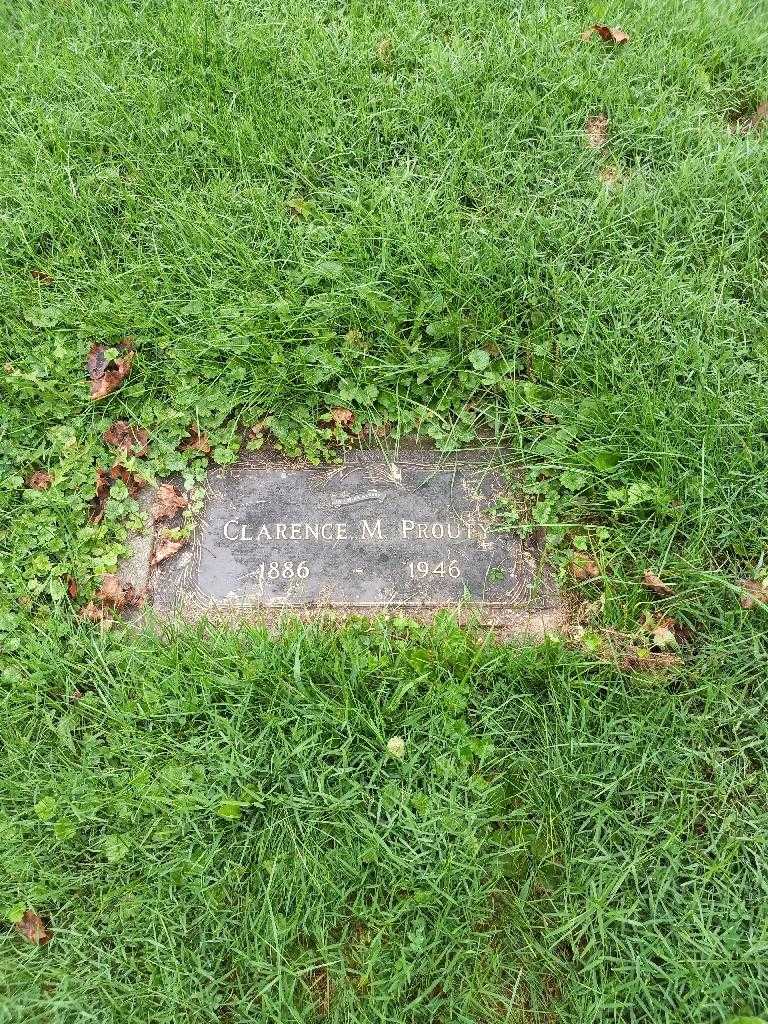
(583, 24), (630, 44)
(328, 407), (354, 427)
(90, 464), (147, 523)
(619, 650), (682, 672)
(15, 911), (51, 945)
(109, 464), (146, 497)
(103, 421), (149, 457)
(87, 339), (135, 401)
(94, 574), (141, 610)
(571, 554), (601, 582)
(30, 270), (55, 285)
(731, 101), (768, 133)
(79, 601), (108, 622)
(739, 579), (768, 609)
(645, 615), (680, 650)
(90, 468), (112, 523)
(585, 114), (609, 149)
(180, 425), (212, 456)
(151, 537), (186, 566)
(66, 577), (78, 599)
(152, 483), (188, 523)
(25, 470), (53, 490)
(642, 569), (674, 596)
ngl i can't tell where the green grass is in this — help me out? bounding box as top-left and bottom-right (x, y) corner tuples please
(1, 0), (768, 1019)
(2, 620), (767, 1022)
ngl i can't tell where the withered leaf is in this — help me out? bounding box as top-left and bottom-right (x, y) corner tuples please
(732, 101), (768, 133)
(103, 421), (149, 457)
(151, 537), (186, 566)
(26, 470), (53, 491)
(94, 574), (143, 612)
(90, 468), (112, 524)
(80, 601), (107, 622)
(571, 554), (601, 581)
(328, 408), (354, 427)
(739, 579), (768, 610)
(152, 483), (188, 523)
(619, 650), (682, 673)
(109, 463), (147, 497)
(90, 464), (146, 523)
(642, 569), (674, 596)
(95, 574), (129, 609)
(66, 576), (79, 599)
(30, 270), (55, 285)
(648, 616), (679, 650)
(87, 339), (135, 401)
(180, 426), (212, 456)
(586, 24), (630, 44)
(15, 910), (51, 945)
(585, 114), (609, 149)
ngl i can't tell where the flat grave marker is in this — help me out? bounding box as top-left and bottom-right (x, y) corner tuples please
(129, 446), (561, 632)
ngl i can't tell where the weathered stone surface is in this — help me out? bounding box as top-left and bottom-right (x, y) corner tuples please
(135, 446), (561, 631)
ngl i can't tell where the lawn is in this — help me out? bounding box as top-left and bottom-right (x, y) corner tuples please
(1, 0), (767, 1020)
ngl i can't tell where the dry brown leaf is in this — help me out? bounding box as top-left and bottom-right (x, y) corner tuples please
(15, 910), (51, 945)
(30, 270), (55, 285)
(152, 483), (188, 523)
(180, 426), (212, 456)
(642, 569), (674, 596)
(571, 554), (601, 582)
(87, 339), (135, 401)
(328, 408), (354, 427)
(25, 470), (53, 491)
(93, 574), (143, 612)
(619, 650), (682, 672)
(732, 101), (768, 133)
(80, 601), (107, 622)
(739, 579), (768, 610)
(151, 537), (187, 566)
(95, 574), (128, 609)
(586, 24), (630, 44)
(585, 114), (609, 149)
(90, 464), (146, 523)
(650, 620), (678, 650)
(90, 468), (112, 524)
(66, 577), (79, 599)
(109, 463), (147, 497)
(103, 421), (149, 458)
